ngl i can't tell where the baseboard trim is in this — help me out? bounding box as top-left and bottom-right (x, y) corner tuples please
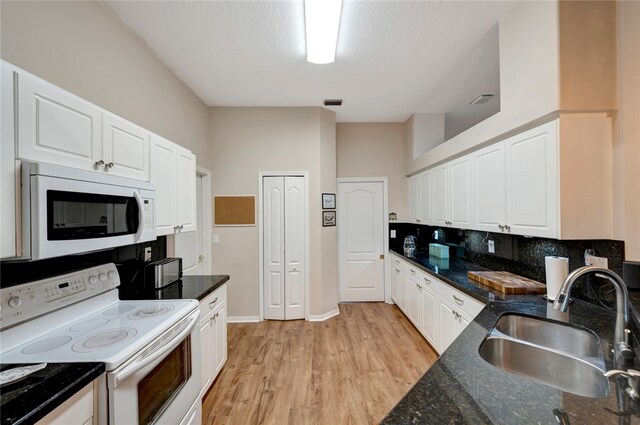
(227, 315), (260, 323)
(308, 308), (340, 322)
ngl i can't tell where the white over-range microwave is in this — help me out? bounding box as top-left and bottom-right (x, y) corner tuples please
(17, 160), (156, 260)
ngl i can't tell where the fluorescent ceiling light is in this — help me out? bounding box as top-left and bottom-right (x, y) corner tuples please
(304, 0), (343, 64)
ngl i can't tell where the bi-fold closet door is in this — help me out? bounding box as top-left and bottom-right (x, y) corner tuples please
(263, 176), (306, 320)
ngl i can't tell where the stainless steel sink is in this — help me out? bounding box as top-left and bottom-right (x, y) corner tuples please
(479, 313), (610, 398)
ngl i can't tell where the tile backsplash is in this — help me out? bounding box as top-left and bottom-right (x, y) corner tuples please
(390, 222), (625, 307)
(0, 237), (167, 288)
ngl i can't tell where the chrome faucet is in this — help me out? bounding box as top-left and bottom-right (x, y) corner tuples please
(553, 266), (634, 361)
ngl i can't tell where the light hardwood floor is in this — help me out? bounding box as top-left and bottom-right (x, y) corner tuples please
(202, 303), (438, 425)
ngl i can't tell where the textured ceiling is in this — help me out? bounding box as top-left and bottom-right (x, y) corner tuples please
(102, 1), (513, 122)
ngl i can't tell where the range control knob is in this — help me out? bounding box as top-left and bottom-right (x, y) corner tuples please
(8, 296), (22, 308)
(98, 273), (107, 282)
(88, 275), (98, 284)
(108, 271), (116, 279)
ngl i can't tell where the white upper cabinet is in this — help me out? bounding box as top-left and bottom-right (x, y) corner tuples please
(101, 113), (150, 180)
(473, 143), (506, 233)
(432, 164), (449, 227)
(1, 62), (19, 259)
(449, 155), (472, 229)
(505, 122), (558, 238)
(408, 176), (419, 223)
(17, 72), (101, 171)
(177, 147), (197, 233)
(418, 171), (432, 225)
(15, 70), (151, 181)
(150, 135), (196, 235)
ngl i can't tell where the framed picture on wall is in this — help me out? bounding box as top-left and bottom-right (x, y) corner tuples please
(323, 210), (336, 227)
(322, 193), (336, 209)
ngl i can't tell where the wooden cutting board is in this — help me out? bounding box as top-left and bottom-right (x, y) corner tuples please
(467, 271), (546, 294)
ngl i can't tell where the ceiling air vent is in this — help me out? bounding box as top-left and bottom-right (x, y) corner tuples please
(469, 94), (494, 105)
(324, 99), (343, 106)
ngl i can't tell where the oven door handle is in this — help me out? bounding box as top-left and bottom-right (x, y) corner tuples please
(133, 191), (145, 242)
(109, 309), (199, 388)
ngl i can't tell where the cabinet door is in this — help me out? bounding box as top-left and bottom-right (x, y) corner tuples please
(409, 176), (419, 223)
(449, 156), (472, 228)
(473, 143), (506, 232)
(199, 315), (213, 395)
(438, 300), (456, 352)
(177, 147), (197, 232)
(505, 122), (558, 238)
(1, 62), (18, 259)
(398, 273), (408, 314)
(455, 310), (473, 340)
(102, 113), (149, 181)
(432, 165), (449, 227)
(17, 73), (101, 170)
(212, 301), (227, 378)
(419, 284), (438, 350)
(391, 267), (401, 304)
(418, 171), (432, 224)
(408, 279), (420, 327)
(150, 135), (178, 235)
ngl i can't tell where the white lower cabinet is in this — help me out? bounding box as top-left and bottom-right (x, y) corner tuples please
(198, 284), (228, 397)
(36, 381), (94, 425)
(389, 253), (485, 354)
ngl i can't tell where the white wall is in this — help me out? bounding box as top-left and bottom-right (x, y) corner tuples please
(336, 123), (407, 221)
(0, 1), (211, 169)
(210, 107), (337, 318)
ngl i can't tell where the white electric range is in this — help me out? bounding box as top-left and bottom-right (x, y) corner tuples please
(0, 263), (202, 425)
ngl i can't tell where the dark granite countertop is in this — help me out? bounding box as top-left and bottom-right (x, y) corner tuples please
(381, 298), (640, 424)
(119, 274), (229, 301)
(389, 248), (541, 304)
(0, 362), (104, 425)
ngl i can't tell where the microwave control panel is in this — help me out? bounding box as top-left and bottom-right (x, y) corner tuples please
(143, 198), (154, 229)
(0, 263), (120, 329)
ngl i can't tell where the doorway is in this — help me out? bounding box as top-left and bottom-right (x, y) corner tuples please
(259, 173), (309, 321)
(337, 178), (388, 302)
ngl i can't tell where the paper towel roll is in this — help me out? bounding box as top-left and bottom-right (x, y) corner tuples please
(545, 256), (569, 301)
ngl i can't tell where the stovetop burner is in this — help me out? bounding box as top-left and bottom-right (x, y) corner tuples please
(72, 328), (137, 353)
(128, 305), (175, 320)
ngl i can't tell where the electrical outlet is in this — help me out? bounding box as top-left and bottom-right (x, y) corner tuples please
(212, 233), (220, 245)
(144, 247), (152, 261)
(488, 240), (495, 254)
(390, 230), (396, 238)
(586, 255), (608, 268)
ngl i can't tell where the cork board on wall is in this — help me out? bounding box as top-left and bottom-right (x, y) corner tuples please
(214, 196), (256, 226)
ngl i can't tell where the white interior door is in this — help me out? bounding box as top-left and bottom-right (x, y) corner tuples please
(263, 176), (306, 320)
(338, 181), (384, 302)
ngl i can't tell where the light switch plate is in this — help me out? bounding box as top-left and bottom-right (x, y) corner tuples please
(144, 247), (152, 261)
(488, 240), (495, 254)
(586, 255), (608, 268)
(390, 230), (396, 238)
(212, 233), (220, 245)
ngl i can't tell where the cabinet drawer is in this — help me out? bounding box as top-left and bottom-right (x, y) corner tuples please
(415, 269), (443, 293)
(198, 284), (227, 321)
(437, 282), (485, 318)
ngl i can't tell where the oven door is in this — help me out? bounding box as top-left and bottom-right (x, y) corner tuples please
(107, 309), (201, 425)
(29, 174), (155, 259)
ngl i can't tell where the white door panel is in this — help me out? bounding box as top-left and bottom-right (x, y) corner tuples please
(150, 136), (177, 236)
(102, 113), (149, 180)
(284, 177), (305, 319)
(263, 177), (285, 320)
(338, 181), (384, 302)
(432, 165), (449, 226)
(474, 143), (506, 231)
(449, 156), (472, 228)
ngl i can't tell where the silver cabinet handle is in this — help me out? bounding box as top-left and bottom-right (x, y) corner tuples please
(395, 268), (400, 273)
(106, 162), (115, 169)
(424, 277), (431, 284)
(504, 225), (511, 231)
(453, 295), (464, 305)
(416, 219), (421, 223)
(498, 224), (504, 230)
(209, 297), (218, 309)
(410, 269), (416, 275)
(94, 160), (105, 167)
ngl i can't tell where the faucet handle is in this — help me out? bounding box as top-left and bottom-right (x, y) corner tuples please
(620, 329), (636, 360)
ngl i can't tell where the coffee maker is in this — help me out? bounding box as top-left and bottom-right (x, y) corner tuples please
(404, 235), (417, 257)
